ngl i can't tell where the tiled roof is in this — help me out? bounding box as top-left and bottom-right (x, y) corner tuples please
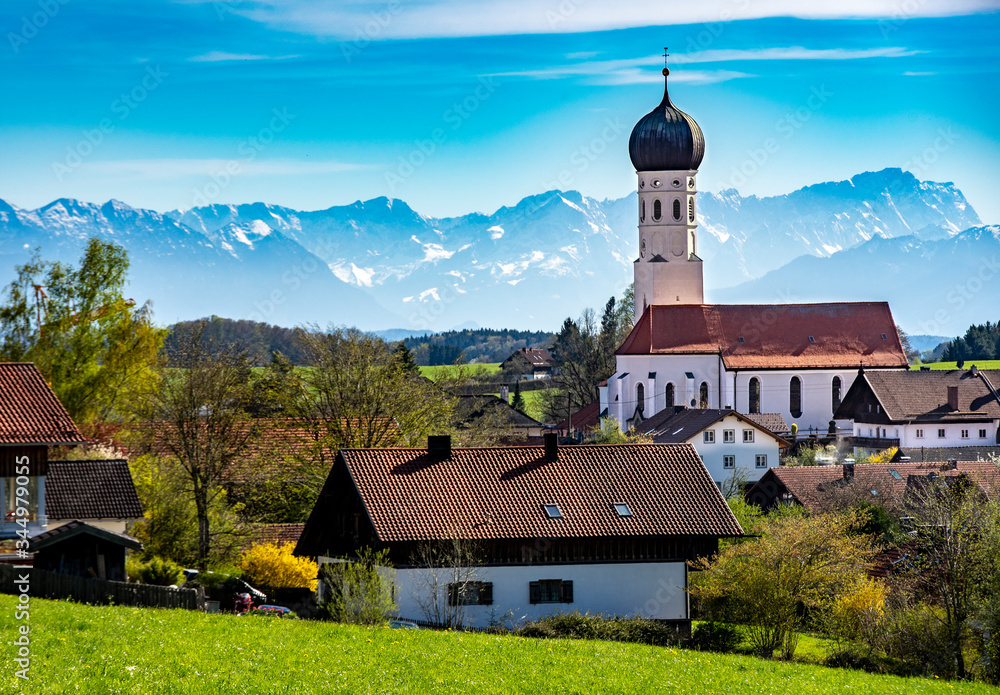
(503, 348), (556, 368)
(0, 363), (85, 445)
(30, 519), (142, 552)
(617, 303), (908, 370)
(744, 412), (790, 435)
(243, 523), (306, 551)
(46, 459), (144, 520)
(843, 369), (1000, 422)
(556, 400), (604, 432)
(454, 395), (542, 429)
(337, 443), (742, 543)
(638, 407), (788, 446)
(748, 461), (1000, 511)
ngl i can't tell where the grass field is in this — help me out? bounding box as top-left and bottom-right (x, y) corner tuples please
(419, 363), (502, 381)
(3, 597), (994, 695)
(911, 360), (1000, 370)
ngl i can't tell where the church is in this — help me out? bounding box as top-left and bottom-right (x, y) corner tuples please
(605, 62), (909, 435)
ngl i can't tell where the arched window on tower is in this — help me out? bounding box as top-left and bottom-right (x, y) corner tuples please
(636, 383), (645, 416)
(699, 382), (709, 409)
(640, 199), (645, 222)
(652, 199), (661, 221)
(672, 199), (681, 221)
(749, 377), (761, 414)
(832, 376), (842, 414)
(688, 197), (695, 223)
(790, 376), (802, 419)
(665, 382), (675, 409)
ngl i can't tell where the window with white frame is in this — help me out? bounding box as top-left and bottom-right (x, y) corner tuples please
(1, 477), (40, 524)
(723, 429), (735, 443)
(938, 428), (946, 438)
(742, 429), (754, 443)
(703, 430), (715, 443)
(723, 455), (735, 469)
(755, 454), (767, 468)
(961, 429), (969, 439)
(915, 429), (924, 438)
(981, 429), (989, 439)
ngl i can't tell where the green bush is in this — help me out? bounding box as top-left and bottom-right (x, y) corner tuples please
(133, 557), (185, 586)
(690, 622), (742, 653)
(514, 612), (683, 647)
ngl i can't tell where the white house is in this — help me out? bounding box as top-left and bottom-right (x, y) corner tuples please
(295, 434), (742, 631)
(636, 407), (788, 486)
(834, 367), (1000, 455)
(607, 65), (909, 436)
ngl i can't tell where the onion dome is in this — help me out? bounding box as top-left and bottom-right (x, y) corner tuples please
(628, 68), (705, 172)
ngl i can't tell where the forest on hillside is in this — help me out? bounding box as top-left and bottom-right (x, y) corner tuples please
(402, 328), (555, 365)
(941, 321), (1000, 362)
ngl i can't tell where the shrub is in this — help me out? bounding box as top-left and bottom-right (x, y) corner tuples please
(321, 548), (396, 625)
(239, 542), (318, 591)
(690, 622), (742, 653)
(133, 557), (185, 586)
(514, 612), (682, 647)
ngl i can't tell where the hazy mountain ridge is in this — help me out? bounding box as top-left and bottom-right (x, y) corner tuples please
(0, 168), (990, 332)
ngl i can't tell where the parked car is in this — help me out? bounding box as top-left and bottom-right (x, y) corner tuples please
(255, 604), (294, 617)
(389, 620), (420, 629)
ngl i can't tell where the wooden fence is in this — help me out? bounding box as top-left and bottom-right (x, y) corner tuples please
(0, 563), (202, 610)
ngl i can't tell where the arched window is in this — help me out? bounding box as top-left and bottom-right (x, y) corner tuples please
(636, 383), (645, 414)
(832, 376), (842, 414)
(790, 376), (802, 419)
(665, 383), (675, 408)
(672, 199), (681, 221)
(699, 382), (709, 409)
(652, 199), (661, 221)
(749, 377), (761, 414)
(640, 199), (645, 222)
(688, 197), (695, 222)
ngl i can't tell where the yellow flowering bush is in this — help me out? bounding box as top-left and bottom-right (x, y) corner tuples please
(239, 542), (318, 591)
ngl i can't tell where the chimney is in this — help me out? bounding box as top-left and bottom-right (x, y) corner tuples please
(944, 458), (958, 471)
(947, 385), (959, 411)
(427, 435), (451, 462)
(544, 432), (558, 462)
(843, 460), (855, 481)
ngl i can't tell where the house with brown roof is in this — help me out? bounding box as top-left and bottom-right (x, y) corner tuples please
(833, 367), (1000, 454)
(501, 347), (556, 380)
(46, 459), (144, 535)
(295, 434), (741, 630)
(0, 363), (87, 539)
(746, 460), (1000, 513)
(636, 407), (789, 487)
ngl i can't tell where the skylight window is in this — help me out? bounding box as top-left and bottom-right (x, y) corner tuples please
(613, 503), (633, 518)
(738, 337), (744, 344)
(888, 469), (902, 480)
(543, 504), (563, 519)
(808, 336), (815, 343)
(881, 333), (888, 340)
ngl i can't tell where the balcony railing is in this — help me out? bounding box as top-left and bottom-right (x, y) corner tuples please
(849, 436), (900, 449)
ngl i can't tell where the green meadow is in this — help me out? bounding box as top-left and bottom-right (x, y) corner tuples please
(2, 597), (993, 695)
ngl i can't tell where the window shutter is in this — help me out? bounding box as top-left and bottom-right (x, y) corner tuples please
(562, 581), (573, 604)
(480, 582), (493, 605)
(529, 581), (540, 604)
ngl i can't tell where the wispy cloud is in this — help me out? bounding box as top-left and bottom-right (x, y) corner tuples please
(677, 46), (920, 63)
(83, 159), (367, 180)
(201, 0), (1000, 40)
(189, 51), (299, 62)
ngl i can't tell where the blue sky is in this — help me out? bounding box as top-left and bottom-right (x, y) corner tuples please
(2, 0), (999, 222)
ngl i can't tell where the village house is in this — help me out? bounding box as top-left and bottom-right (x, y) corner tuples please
(501, 347), (557, 380)
(295, 434), (741, 630)
(833, 367), (1000, 455)
(636, 407), (788, 487)
(607, 66), (909, 435)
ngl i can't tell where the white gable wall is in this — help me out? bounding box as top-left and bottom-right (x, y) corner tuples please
(684, 413), (781, 485)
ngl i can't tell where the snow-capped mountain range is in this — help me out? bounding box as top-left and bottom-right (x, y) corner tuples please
(0, 168), (992, 334)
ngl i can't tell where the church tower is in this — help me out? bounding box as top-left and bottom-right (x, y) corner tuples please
(628, 57), (705, 319)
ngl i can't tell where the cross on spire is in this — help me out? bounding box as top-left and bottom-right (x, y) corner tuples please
(663, 47), (669, 68)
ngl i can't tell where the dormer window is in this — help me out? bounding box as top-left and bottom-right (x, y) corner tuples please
(613, 503), (633, 517)
(543, 504), (563, 519)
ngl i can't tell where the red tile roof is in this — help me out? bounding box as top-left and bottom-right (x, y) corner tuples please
(617, 303), (908, 370)
(243, 523), (306, 551)
(46, 459), (143, 520)
(556, 400), (604, 432)
(748, 461), (1000, 512)
(337, 443), (743, 543)
(0, 363), (85, 445)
